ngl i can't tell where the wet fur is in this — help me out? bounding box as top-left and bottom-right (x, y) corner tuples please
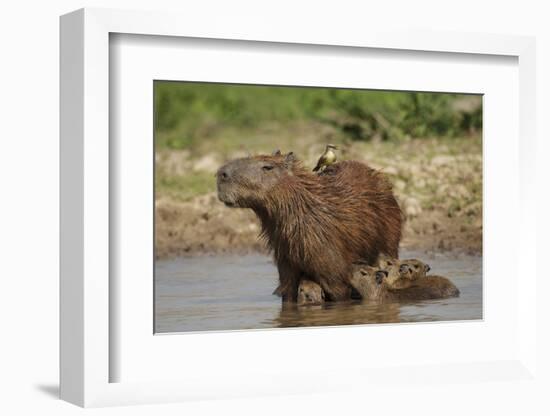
(217, 154), (402, 302)
(297, 280), (325, 305)
(378, 258), (431, 289)
(397, 275), (460, 300)
(350, 266), (460, 302)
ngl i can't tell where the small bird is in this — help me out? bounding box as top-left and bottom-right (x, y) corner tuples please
(312, 144), (338, 172)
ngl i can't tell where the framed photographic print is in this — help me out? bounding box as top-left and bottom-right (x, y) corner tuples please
(60, 7), (537, 407)
(152, 80), (482, 334)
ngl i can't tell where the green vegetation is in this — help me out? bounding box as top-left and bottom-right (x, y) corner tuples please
(156, 171), (215, 202)
(154, 81), (482, 151)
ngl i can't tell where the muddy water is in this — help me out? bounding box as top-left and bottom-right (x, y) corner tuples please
(154, 251), (482, 333)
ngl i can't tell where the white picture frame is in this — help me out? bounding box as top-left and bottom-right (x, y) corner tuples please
(60, 7), (537, 408)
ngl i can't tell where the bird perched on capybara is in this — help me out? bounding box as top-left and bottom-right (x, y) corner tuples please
(313, 144), (338, 172)
(216, 150), (402, 302)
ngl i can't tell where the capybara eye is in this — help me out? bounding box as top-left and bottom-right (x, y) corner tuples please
(262, 165), (274, 171)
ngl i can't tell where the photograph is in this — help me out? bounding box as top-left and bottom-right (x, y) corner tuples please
(153, 81), (483, 333)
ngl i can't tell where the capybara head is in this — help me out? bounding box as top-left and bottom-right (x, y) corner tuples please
(216, 151), (296, 209)
(297, 280), (325, 306)
(349, 266), (390, 301)
(400, 259), (431, 279)
(377, 257), (430, 288)
(384, 262), (415, 289)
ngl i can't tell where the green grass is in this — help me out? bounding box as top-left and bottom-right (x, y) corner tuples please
(154, 81), (482, 152)
(155, 134), (482, 205)
(154, 82), (482, 205)
(156, 171), (216, 201)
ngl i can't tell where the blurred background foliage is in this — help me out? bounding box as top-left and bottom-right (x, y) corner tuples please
(154, 81), (482, 151)
(154, 81), (483, 256)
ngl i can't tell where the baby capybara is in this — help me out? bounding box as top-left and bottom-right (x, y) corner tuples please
(297, 280), (325, 306)
(350, 265), (459, 302)
(377, 257), (431, 289)
(400, 259), (431, 279)
(382, 262), (417, 290)
(216, 151), (402, 302)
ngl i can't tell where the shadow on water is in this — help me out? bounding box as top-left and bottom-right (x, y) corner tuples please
(154, 250), (482, 333)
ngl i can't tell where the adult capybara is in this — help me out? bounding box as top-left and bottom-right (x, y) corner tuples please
(216, 151), (402, 302)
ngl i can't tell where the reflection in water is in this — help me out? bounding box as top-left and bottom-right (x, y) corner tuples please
(274, 302), (401, 328)
(154, 252), (482, 333)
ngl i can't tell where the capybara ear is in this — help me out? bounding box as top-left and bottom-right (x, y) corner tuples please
(399, 264), (410, 273)
(284, 152), (296, 167)
(272, 149), (281, 156)
(425, 264), (431, 273)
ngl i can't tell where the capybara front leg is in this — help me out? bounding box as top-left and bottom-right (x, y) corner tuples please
(275, 261), (301, 303)
(322, 279), (352, 302)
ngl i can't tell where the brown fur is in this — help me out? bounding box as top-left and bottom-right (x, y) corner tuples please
(350, 266), (397, 302)
(350, 266), (460, 302)
(297, 280), (325, 305)
(398, 275), (460, 300)
(400, 258), (431, 279)
(384, 263), (415, 289)
(216, 152), (402, 302)
(377, 258), (431, 289)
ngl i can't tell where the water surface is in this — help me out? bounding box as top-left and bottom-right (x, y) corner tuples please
(155, 251), (482, 333)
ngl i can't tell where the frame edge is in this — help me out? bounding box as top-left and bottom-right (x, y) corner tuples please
(59, 8), (85, 407)
(58, 6), (539, 407)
